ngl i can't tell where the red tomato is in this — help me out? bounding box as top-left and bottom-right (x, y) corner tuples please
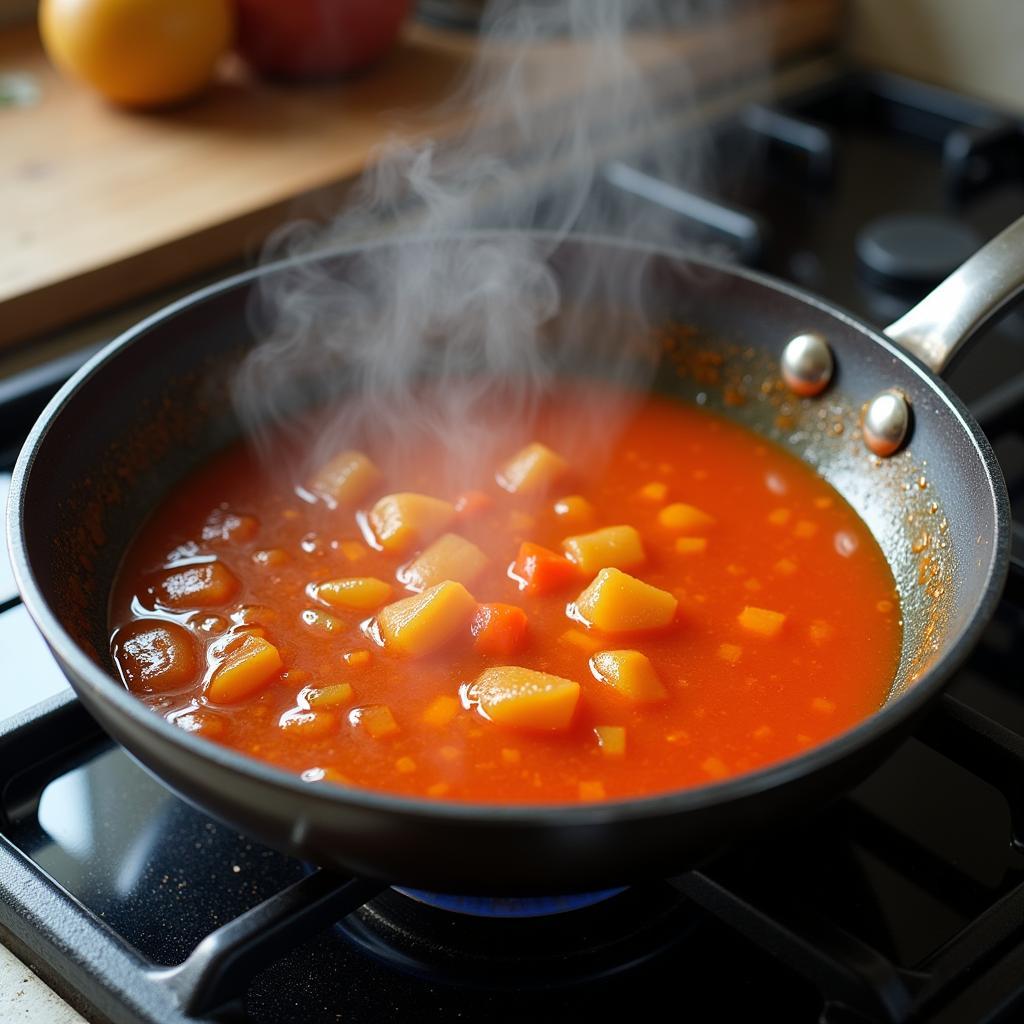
(234, 0), (412, 79)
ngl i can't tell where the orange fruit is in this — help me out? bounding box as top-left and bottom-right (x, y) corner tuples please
(39, 0), (234, 108)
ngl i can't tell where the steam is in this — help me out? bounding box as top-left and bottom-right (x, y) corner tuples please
(234, 0), (742, 493)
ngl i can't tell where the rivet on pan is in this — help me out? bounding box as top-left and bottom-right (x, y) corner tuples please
(863, 389), (911, 457)
(781, 332), (834, 396)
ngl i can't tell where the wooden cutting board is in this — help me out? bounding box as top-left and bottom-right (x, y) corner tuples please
(0, 0), (840, 350)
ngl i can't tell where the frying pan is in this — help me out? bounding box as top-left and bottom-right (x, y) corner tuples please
(8, 218), (1023, 895)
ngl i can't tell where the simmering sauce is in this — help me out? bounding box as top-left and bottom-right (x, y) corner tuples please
(110, 393), (901, 803)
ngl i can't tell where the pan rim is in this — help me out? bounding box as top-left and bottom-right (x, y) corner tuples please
(6, 229), (1012, 831)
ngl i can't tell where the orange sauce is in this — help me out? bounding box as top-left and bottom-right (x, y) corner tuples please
(109, 393), (901, 803)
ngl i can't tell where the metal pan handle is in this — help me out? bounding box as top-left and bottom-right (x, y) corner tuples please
(884, 214), (1024, 375)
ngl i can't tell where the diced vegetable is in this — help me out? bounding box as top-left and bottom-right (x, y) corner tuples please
(202, 510), (259, 544)
(473, 666), (580, 731)
(590, 650), (668, 703)
(510, 541), (579, 594)
(340, 540), (369, 562)
(309, 450), (380, 507)
(578, 780), (606, 801)
(737, 605), (786, 638)
(252, 548), (289, 568)
(496, 442), (567, 495)
(718, 642), (742, 664)
(395, 756), (417, 774)
(401, 533), (489, 592)
(595, 725), (626, 756)
(313, 577), (393, 611)
(351, 704), (400, 739)
(305, 683), (354, 708)
(422, 694), (460, 727)
(115, 619), (197, 692)
(156, 561), (238, 608)
(558, 628), (603, 654)
(471, 603), (529, 656)
(637, 481), (667, 502)
(562, 525), (645, 574)
(675, 537), (707, 554)
(278, 708), (338, 738)
(501, 747), (521, 764)
(657, 502), (715, 533)
(342, 650), (372, 667)
(301, 608), (342, 634)
(368, 493), (456, 553)
(375, 580), (477, 657)
(552, 494), (595, 529)
(454, 491), (494, 519)
(767, 507), (791, 526)
(572, 568), (677, 633)
(206, 634), (283, 704)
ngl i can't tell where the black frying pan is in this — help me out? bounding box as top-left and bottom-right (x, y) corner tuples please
(8, 221), (1022, 895)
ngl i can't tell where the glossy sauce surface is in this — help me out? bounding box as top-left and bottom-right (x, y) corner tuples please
(110, 394), (902, 803)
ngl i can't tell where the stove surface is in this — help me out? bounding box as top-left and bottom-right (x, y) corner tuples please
(2, 67), (1024, 1024)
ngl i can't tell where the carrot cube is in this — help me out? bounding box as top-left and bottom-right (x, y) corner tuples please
(657, 503), (715, 533)
(572, 568), (677, 633)
(351, 704), (400, 739)
(314, 577), (392, 611)
(471, 603), (529, 656)
(401, 534), (489, 592)
(595, 725), (626, 756)
(422, 694), (460, 727)
(562, 525), (645, 574)
(368, 493), (456, 554)
(206, 634), (283, 704)
(738, 605), (786, 638)
(309, 450), (380, 507)
(375, 581), (477, 657)
(157, 561), (238, 609)
(473, 666), (580, 731)
(590, 650), (668, 703)
(510, 542), (579, 594)
(496, 442), (567, 495)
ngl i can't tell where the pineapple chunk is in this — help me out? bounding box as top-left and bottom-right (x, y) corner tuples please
(401, 533), (489, 592)
(657, 502), (715, 533)
(156, 561), (238, 609)
(368, 493), (456, 554)
(590, 650), (668, 703)
(375, 581), (476, 657)
(314, 577), (392, 611)
(595, 725), (626, 756)
(562, 525), (645, 574)
(206, 634), (283, 704)
(572, 568), (677, 633)
(738, 605), (787, 638)
(496, 442), (567, 495)
(309, 450), (380, 507)
(473, 666), (580, 731)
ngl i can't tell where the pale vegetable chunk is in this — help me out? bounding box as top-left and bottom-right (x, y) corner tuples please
(657, 502), (715, 533)
(206, 634), (283, 704)
(595, 725), (626, 756)
(309, 450), (380, 507)
(562, 525), (645, 574)
(590, 650), (668, 703)
(401, 533), (489, 592)
(368, 493), (456, 554)
(572, 568), (677, 633)
(375, 580), (476, 657)
(314, 577), (392, 611)
(552, 494), (595, 529)
(351, 704), (400, 739)
(496, 442), (567, 495)
(474, 666), (580, 731)
(738, 605), (787, 638)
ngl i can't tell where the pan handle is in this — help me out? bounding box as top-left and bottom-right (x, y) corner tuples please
(884, 214), (1024, 375)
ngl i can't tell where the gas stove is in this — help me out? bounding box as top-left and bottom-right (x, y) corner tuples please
(2, 65), (1024, 1024)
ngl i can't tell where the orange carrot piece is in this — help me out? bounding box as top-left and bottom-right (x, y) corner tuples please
(471, 603), (529, 656)
(510, 542), (578, 595)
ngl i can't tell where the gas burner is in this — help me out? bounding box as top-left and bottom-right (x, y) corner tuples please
(338, 885), (694, 988)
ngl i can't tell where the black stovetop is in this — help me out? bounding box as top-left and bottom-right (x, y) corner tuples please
(2, 67), (1024, 1024)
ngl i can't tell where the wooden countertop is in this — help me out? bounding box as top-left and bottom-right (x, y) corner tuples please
(0, 1), (841, 350)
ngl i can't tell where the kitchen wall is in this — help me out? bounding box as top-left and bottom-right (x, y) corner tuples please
(846, 0), (1024, 113)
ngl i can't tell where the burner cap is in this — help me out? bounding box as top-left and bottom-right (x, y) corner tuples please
(855, 214), (980, 293)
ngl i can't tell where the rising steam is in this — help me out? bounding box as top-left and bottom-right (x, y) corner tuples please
(234, 0), (743, 495)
